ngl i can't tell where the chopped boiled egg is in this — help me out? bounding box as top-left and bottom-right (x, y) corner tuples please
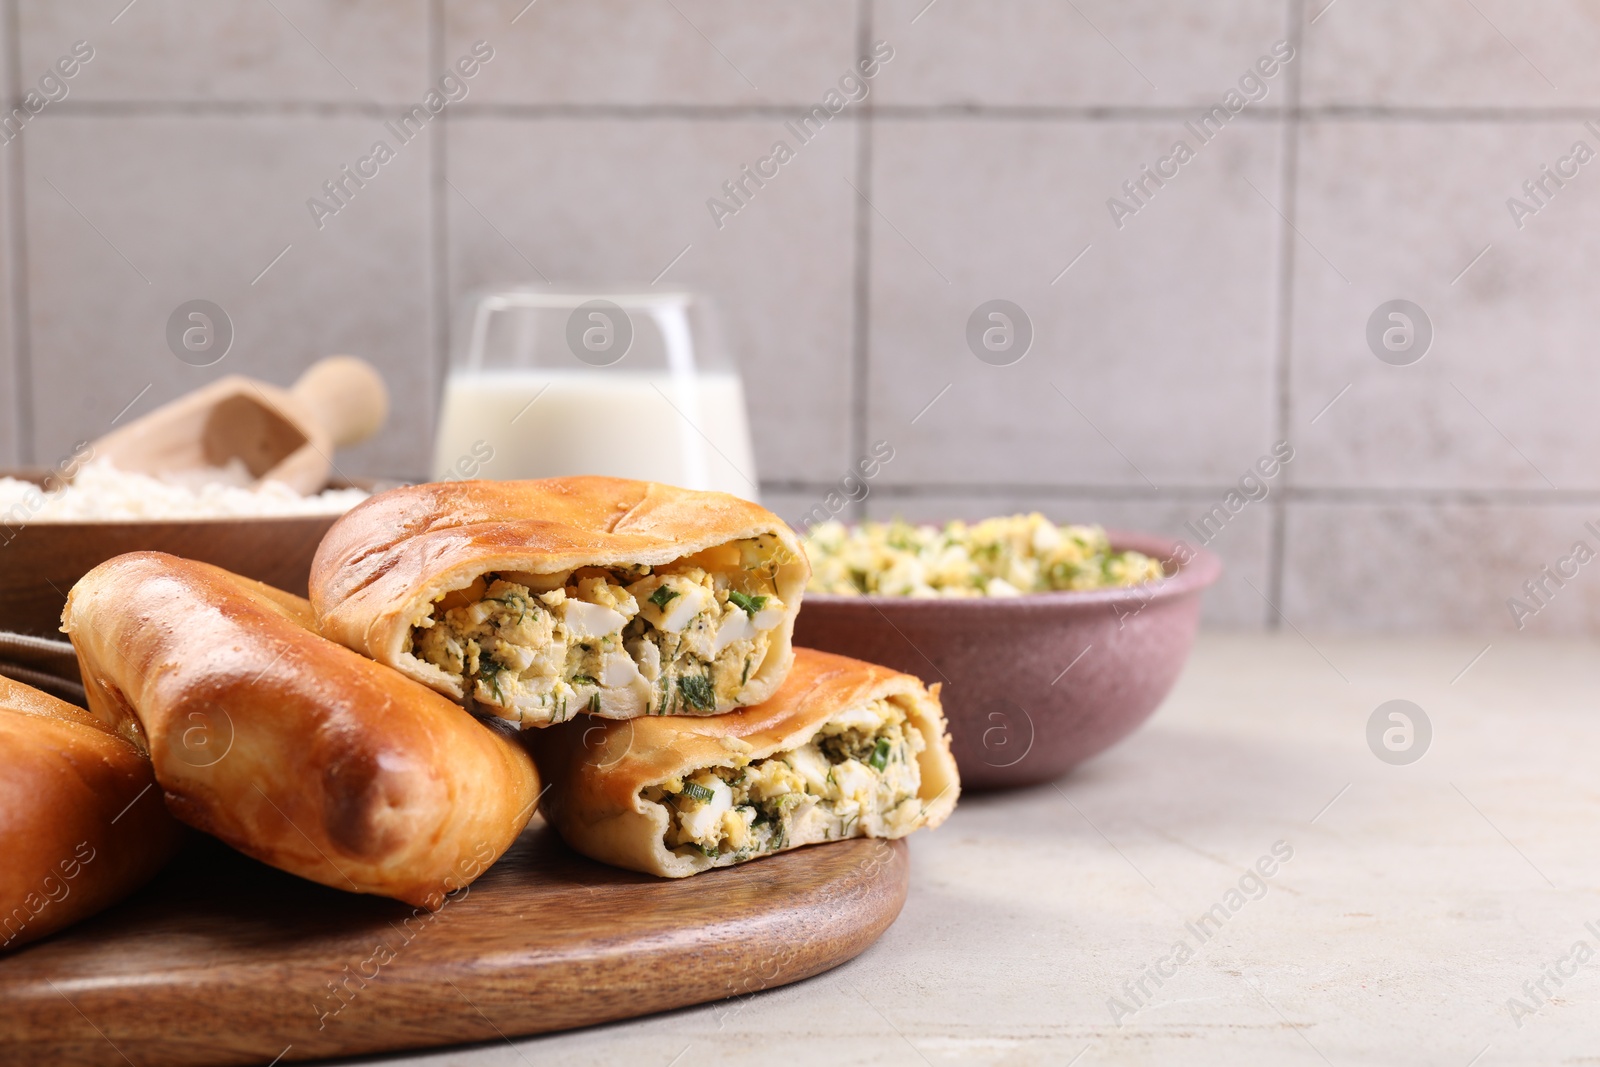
(634, 577), (714, 632)
(830, 759), (876, 803)
(783, 743), (831, 792)
(712, 604), (755, 656)
(678, 776), (732, 840)
(600, 649), (644, 688)
(560, 599), (627, 640)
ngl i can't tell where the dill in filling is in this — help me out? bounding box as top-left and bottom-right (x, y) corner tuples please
(678, 673), (715, 711)
(405, 537), (790, 725)
(639, 698), (927, 863)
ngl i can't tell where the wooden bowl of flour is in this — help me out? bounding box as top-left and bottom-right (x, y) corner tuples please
(0, 469), (379, 636)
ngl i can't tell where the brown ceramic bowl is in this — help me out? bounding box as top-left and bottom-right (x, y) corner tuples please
(792, 530), (1221, 789)
(0, 469), (378, 636)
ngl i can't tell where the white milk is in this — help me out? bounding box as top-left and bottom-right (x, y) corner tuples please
(431, 368), (760, 500)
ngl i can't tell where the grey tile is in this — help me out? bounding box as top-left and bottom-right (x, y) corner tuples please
(1301, 0), (1600, 108)
(445, 116), (857, 484)
(23, 114), (433, 479)
(858, 491), (1272, 628)
(756, 487), (837, 532)
(873, 0), (1293, 108)
(1289, 120), (1600, 492)
(444, 0), (860, 107)
(1283, 501), (1600, 635)
(867, 118), (1283, 489)
(18, 0), (427, 104)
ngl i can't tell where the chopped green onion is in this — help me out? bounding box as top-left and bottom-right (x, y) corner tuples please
(570, 674), (598, 686)
(680, 780), (715, 803)
(587, 692), (600, 714)
(678, 673), (714, 711)
(649, 585), (681, 609)
(478, 655), (506, 702)
(727, 590), (768, 617)
(868, 737), (891, 771)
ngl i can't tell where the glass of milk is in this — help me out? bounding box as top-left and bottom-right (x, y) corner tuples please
(432, 287), (760, 501)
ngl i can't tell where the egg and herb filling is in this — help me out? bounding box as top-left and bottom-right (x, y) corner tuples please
(803, 513), (1167, 597)
(407, 538), (789, 726)
(640, 698), (927, 864)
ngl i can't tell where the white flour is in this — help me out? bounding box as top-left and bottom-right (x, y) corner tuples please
(0, 460), (369, 521)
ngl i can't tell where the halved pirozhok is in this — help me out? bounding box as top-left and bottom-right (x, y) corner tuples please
(310, 477), (810, 729)
(533, 648), (960, 878)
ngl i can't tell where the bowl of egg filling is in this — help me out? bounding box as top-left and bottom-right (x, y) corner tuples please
(794, 514), (1220, 789)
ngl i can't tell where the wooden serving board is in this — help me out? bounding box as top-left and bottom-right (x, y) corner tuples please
(0, 824), (909, 1067)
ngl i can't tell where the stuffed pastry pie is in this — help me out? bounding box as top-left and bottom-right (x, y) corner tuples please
(1, 674), (183, 951)
(310, 477), (809, 728)
(62, 552), (540, 909)
(534, 648), (960, 877)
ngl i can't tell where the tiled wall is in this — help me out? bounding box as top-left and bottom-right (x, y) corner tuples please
(3, 0), (1600, 635)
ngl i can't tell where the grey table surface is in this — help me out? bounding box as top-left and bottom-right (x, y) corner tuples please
(346, 631), (1600, 1066)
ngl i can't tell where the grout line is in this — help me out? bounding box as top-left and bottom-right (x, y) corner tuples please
(758, 480), (1600, 506)
(846, 0), (873, 524)
(1265, 485), (1600, 505)
(1264, 0), (1306, 629)
(2, 0), (35, 465)
(426, 0), (449, 464)
(51, 99), (403, 117)
(1294, 105), (1600, 122)
(0, 0), (12, 103)
(38, 98), (1600, 122)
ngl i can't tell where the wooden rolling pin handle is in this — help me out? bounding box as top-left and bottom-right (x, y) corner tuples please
(289, 356), (389, 449)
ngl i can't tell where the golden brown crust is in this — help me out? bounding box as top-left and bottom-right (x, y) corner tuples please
(533, 648), (960, 877)
(62, 552), (540, 909)
(307, 477), (809, 713)
(0, 675), (183, 952)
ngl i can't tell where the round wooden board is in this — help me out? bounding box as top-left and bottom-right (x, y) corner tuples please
(0, 824), (910, 1067)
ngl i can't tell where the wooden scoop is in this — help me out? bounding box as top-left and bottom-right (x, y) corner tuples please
(90, 356), (389, 495)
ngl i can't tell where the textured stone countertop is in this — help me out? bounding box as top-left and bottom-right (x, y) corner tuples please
(358, 632), (1600, 1066)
